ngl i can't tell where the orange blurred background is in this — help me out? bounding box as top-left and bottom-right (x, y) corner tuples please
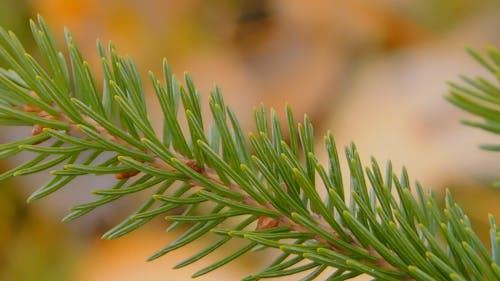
(0, 0), (499, 280)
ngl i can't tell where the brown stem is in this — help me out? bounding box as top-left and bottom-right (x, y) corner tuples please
(20, 100), (410, 279)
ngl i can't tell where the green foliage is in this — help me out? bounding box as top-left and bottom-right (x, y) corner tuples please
(446, 46), (500, 187)
(0, 16), (499, 280)
(446, 47), (500, 147)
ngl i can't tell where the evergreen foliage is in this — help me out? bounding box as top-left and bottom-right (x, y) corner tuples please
(0, 16), (498, 280)
(446, 46), (500, 187)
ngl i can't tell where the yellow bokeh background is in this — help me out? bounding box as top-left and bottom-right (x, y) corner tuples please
(0, 1), (499, 280)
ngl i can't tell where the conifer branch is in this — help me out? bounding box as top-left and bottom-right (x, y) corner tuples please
(0, 16), (498, 280)
(446, 46), (500, 139)
(446, 46), (500, 186)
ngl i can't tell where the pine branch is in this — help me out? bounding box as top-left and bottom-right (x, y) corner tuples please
(446, 46), (500, 146)
(446, 46), (500, 187)
(0, 16), (499, 280)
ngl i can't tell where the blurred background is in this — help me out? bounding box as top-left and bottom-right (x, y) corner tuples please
(0, 0), (499, 280)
